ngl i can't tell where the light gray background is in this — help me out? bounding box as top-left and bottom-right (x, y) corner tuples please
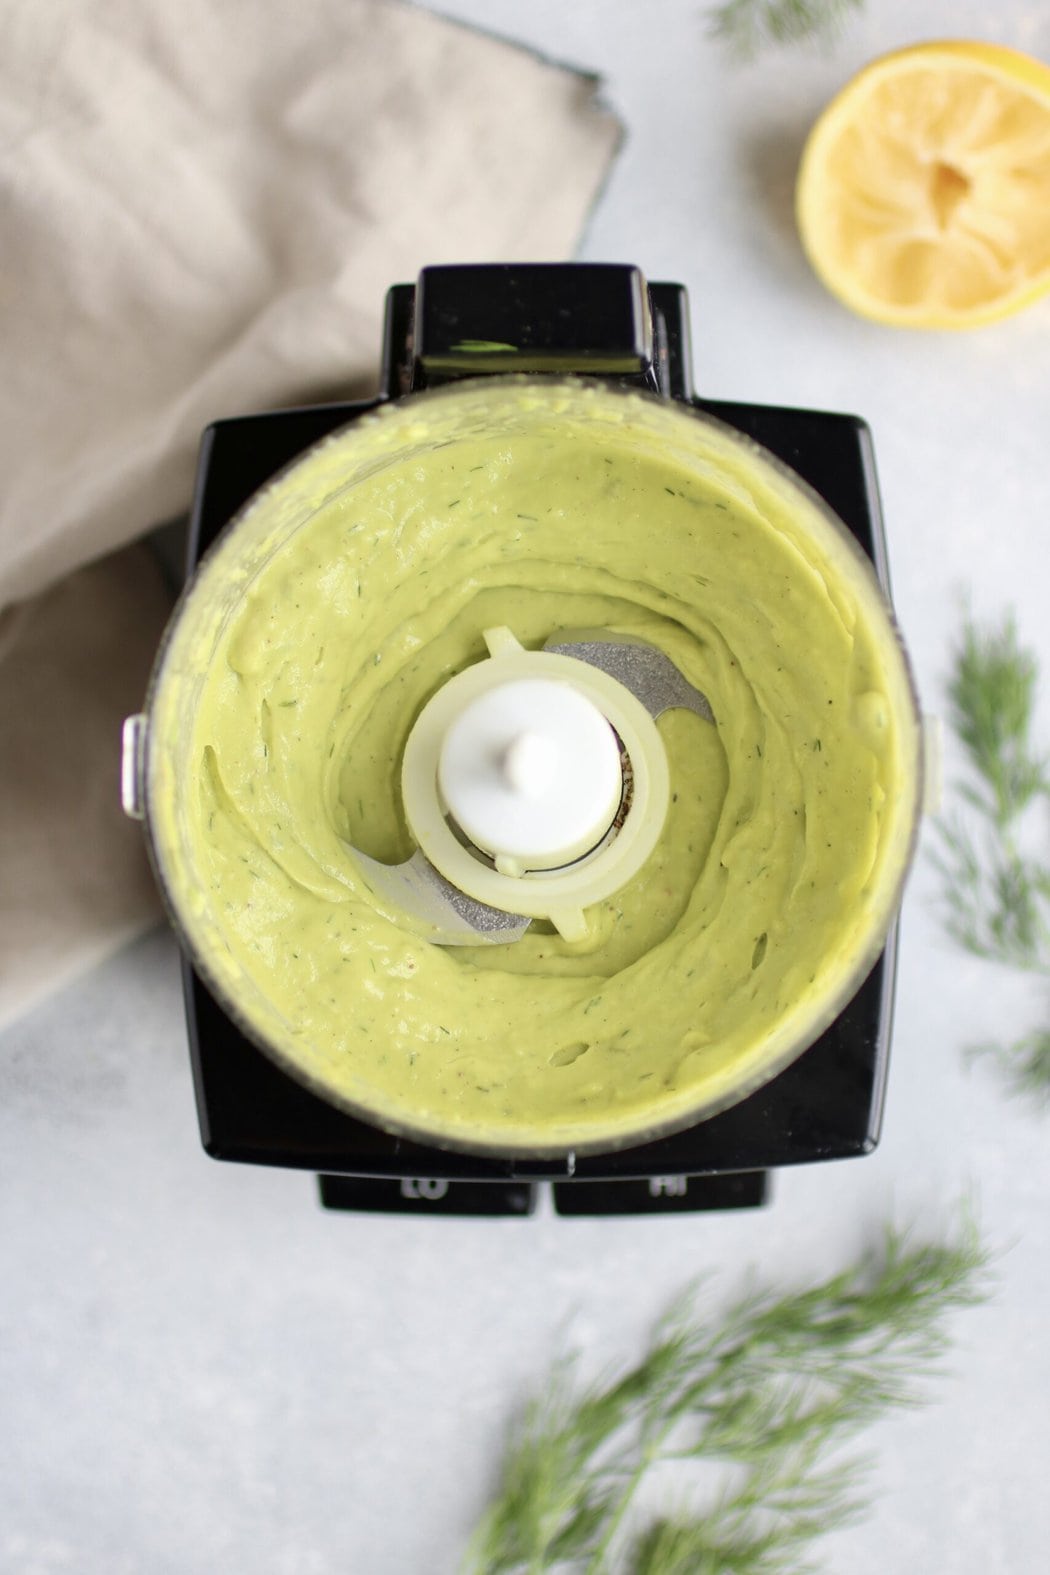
(4, 2), (1050, 1571)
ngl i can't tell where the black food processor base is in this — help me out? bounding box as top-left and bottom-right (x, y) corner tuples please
(184, 264), (897, 1216)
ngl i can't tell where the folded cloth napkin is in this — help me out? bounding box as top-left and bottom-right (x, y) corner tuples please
(0, 0), (621, 1029)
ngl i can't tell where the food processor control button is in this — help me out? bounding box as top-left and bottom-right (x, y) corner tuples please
(437, 677), (622, 871)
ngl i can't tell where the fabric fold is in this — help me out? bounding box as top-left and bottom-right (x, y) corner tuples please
(0, 0), (622, 1027)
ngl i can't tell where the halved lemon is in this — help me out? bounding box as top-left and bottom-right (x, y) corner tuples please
(796, 40), (1050, 328)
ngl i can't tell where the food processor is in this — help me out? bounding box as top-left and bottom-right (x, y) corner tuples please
(122, 263), (924, 1214)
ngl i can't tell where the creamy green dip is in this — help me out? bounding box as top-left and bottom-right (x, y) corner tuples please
(147, 380), (920, 1155)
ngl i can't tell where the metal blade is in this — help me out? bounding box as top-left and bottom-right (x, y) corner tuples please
(543, 632), (714, 722)
(353, 848), (531, 946)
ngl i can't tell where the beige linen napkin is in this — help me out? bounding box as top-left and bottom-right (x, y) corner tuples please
(0, 0), (621, 1028)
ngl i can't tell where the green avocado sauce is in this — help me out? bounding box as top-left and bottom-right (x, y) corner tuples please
(149, 381), (919, 1154)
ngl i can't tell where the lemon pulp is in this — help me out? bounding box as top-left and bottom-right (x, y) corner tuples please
(796, 40), (1050, 328)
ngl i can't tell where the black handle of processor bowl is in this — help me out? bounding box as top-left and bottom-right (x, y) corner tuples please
(380, 263), (695, 402)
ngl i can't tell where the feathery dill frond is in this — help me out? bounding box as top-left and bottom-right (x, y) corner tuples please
(462, 1222), (990, 1575)
(934, 614), (1050, 1103)
(706, 0), (863, 60)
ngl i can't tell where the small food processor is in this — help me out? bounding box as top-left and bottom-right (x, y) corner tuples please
(123, 264), (923, 1214)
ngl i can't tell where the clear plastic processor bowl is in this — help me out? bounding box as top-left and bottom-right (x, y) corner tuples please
(136, 378), (923, 1158)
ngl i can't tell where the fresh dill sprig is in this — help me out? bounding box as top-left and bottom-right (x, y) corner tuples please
(706, 0), (864, 61)
(462, 1222), (989, 1575)
(947, 615), (1049, 829)
(966, 1027), (1050, 1112)
(933, 615), (1050, 1103)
